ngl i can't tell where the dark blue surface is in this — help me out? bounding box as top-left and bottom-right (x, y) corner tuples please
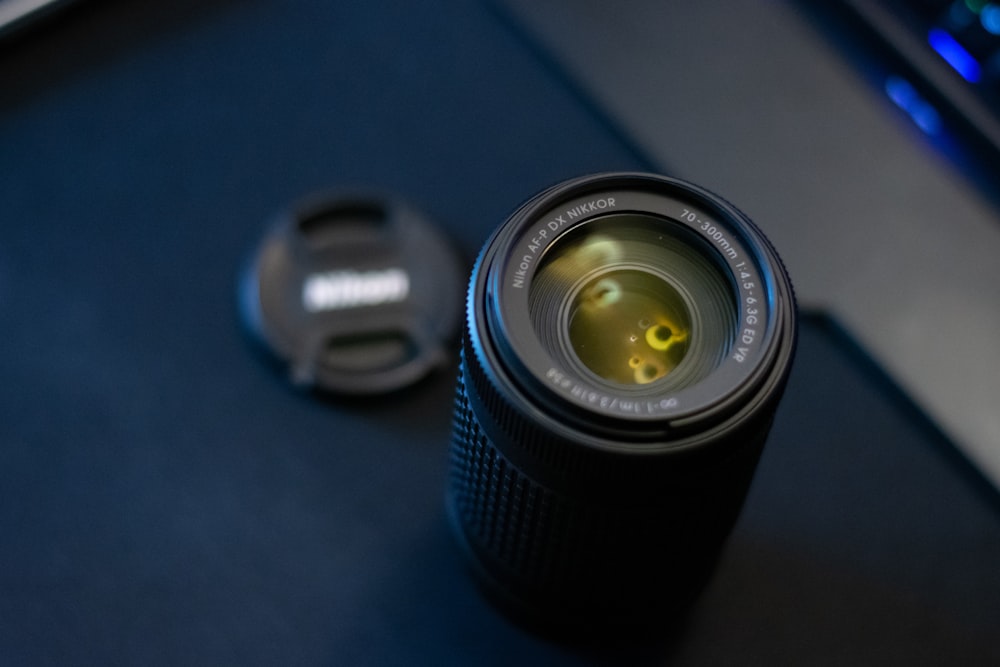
(1, 1), (998, 664)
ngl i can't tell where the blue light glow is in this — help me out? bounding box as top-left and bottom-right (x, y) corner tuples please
(928, 28), (982, 82)
(885, 76), (917, 107)
(981, 5), (1000, 34)
(885, 76), (943, 135)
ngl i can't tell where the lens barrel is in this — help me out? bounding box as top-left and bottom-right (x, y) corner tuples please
(447, 173), (796, 630)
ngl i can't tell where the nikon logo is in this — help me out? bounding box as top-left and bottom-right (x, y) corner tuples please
(302, 268), (410, 312)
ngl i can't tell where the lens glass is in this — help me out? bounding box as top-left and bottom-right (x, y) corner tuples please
(568, 268), (691, 385)
(529, 214), (737, 394)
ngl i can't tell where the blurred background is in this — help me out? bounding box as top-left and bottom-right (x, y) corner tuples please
(1, 1), (998, 664)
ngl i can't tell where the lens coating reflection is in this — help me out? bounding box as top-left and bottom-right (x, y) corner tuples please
(568, 269), (691, 385)
(529, 214), (737, 394)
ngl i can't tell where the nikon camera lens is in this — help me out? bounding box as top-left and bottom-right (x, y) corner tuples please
(447, 172), (797, 630)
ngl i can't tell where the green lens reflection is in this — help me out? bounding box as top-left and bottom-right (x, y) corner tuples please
(568, 270), (691, 385)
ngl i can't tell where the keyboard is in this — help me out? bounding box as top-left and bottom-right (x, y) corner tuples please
(833, 0), (1000, 160)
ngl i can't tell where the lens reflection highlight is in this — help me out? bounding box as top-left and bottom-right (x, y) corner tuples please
(568, 269), (691, 385)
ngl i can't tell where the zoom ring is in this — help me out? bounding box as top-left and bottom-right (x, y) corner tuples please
(450, 366), (614, 599)
(448, 356), (727, 616)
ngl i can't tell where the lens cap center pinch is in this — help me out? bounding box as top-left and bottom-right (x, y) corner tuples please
(239, 191), (465, 395)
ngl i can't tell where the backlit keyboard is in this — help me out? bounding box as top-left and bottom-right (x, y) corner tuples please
(833, 0), (1000, 157)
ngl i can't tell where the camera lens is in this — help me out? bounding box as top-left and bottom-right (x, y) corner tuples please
(447, 173), (796, 630)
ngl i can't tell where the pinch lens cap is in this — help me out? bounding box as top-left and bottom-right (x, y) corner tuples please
(240, 191), (464, 395)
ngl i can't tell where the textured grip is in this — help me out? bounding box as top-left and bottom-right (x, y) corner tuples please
(450, 369), (599, 592)
(449, 346), (777, 629)
(448, 358), (742, 624)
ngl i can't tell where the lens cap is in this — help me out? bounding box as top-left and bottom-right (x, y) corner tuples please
(240, 190), (465, 395)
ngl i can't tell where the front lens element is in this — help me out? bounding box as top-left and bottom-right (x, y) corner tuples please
(528, 214), (737, 394)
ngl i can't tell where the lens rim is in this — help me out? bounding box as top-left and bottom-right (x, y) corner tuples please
(471, 172), (794, 440)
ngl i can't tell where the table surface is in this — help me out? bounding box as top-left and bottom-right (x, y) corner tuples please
(1, 1), (998, 664)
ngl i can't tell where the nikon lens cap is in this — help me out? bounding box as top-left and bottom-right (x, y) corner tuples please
(240, 191), (464, 395)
